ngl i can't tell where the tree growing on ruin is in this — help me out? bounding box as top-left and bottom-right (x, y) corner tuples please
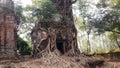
(31, 0), (80, 57)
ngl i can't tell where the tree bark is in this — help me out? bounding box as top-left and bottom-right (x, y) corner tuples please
(31, 0), (80, 57)
(51, 0), (80, 55)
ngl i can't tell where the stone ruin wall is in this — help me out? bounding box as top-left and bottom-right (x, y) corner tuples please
(0, 0), (17, 56)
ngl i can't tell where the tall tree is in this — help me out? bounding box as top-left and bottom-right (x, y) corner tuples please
(51, 0), (80, 54)
(31, 0), (80, 57)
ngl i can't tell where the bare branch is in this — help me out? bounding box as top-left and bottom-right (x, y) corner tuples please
(71, 0), (77, 4)
(68, 0), (77, 7)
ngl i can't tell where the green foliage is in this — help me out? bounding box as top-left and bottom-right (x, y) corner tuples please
(17, 36), (32, 55)
(76, 0), (120, 54)
(75, 17), (89, 31)
(108, 32), (118, 40)
(110, 0), (120, 7)
(25, 0), (57, 21)
(78, 0), (120, 34)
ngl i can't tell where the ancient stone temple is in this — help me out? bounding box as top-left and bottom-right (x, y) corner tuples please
(0, 0), (17, 56)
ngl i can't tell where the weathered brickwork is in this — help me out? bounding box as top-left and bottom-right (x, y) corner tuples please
(0, 0), (17, 56)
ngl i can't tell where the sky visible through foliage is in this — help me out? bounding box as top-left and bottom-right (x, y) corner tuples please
(14, 0), (32, 7)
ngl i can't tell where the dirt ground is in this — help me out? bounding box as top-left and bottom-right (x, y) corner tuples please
(0, 52), (120, 68)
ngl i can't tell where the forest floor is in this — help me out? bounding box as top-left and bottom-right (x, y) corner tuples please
(0, 52), (120, 68)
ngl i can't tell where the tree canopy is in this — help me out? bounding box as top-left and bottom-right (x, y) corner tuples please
(26, 0), (57, 21)
(78, 0), (120, 34)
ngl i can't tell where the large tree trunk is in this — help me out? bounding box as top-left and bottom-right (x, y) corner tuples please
(51, 0), (80, 55)
(31, 0), (80, 57)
